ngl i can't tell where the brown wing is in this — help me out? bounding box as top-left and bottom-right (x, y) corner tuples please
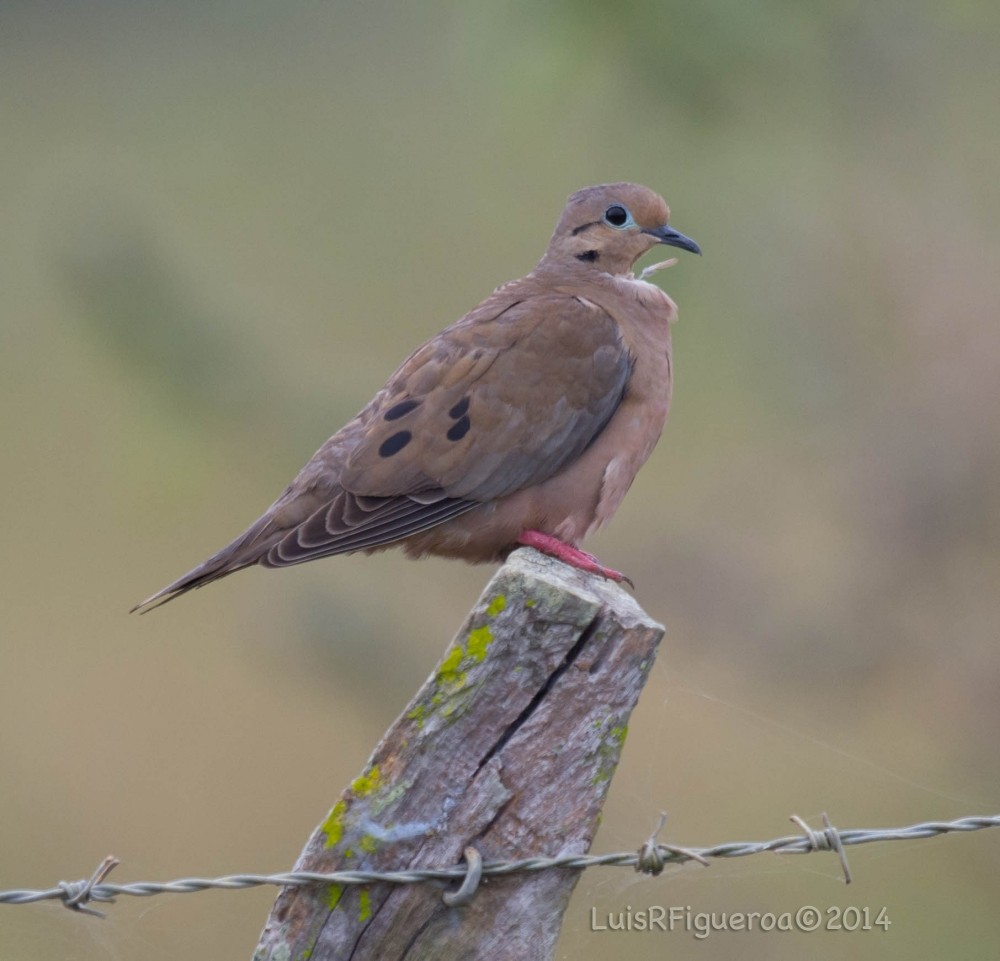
(345, 295), (631, 497)
(263, 293), (631, 564)
(133, 294), (630, 611)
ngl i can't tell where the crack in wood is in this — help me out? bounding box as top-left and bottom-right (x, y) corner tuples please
(473, 612), (604, 779)
(252, 550), (664, 961)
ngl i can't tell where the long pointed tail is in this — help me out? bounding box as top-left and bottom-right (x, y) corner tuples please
(130, 511), (281, 613)
(130, 556), (255, 614)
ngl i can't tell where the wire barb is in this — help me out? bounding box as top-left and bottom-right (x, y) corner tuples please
(2, 812), (996, 917)
(636, 812), (710, 875)
(782, 813), (853, 884)
(58, 856), (120, 917)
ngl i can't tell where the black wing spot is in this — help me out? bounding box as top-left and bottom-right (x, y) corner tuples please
(384, 398), (421, 421)
(575, 250), (599, 263)
(379, 431), (413, 457)
(448, 396), (470, 419)
(446, 415), (471, 442)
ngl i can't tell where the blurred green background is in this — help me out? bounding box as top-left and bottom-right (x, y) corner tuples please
(1, 2), (998, 958)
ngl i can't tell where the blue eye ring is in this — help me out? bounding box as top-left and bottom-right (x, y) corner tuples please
(603, 204), (632, 229)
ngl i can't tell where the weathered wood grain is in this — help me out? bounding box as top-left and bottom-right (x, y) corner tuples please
(253, 547), (664, 961)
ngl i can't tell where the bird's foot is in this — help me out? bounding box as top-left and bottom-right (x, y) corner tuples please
(516, 531), (634, 588)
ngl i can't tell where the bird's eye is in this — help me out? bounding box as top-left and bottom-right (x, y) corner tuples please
(603, 205), (631, 228)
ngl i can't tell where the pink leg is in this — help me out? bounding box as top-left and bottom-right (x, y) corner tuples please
(516, 530), (633, 588)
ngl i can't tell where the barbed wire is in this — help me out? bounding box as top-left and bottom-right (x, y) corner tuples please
(2, 812), (997, 917)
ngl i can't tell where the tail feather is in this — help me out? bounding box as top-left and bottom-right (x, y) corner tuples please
(130, 558), (253, 614)
(131, 487), (474, 613)
(130, 515), (280, 614)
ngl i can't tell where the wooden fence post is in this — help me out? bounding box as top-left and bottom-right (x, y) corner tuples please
(253, 546), (664, 961)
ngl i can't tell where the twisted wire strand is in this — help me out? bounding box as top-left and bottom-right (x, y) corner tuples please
(2, 813), (997, 915)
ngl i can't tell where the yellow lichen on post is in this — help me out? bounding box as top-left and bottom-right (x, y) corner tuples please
(254, 548), (665, 961)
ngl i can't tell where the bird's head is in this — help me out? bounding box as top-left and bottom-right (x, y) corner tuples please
(540, 182), (700, 276)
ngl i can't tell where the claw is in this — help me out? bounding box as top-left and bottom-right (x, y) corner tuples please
(516, 531), (633, 588)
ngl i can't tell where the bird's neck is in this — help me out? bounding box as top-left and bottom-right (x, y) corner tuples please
(532, 255), (636, 283)
(529, 258), (677, 321)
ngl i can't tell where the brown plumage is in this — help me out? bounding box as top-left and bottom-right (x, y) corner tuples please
(132, 183), (700, 612)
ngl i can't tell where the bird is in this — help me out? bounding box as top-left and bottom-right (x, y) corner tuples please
(132, 183), (700, 613)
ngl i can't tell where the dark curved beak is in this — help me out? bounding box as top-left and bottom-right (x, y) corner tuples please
(645, 223), (701, 255)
